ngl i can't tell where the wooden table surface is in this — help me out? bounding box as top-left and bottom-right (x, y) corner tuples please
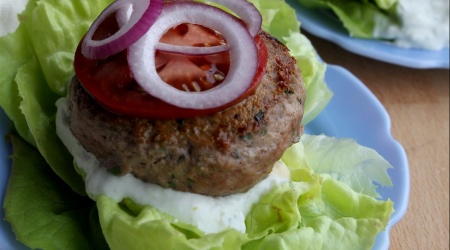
(302, 31), (449, 250)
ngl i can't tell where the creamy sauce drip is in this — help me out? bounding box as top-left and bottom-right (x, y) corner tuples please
(55, 97), (290, 234)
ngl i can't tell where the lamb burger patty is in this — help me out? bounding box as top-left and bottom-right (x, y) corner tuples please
(68, 31), (306, 196)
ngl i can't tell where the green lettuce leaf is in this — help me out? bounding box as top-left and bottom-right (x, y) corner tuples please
(0, 23), (35, 146)
(97, 196), (249, 250)
(0, 0), (113, 194)
(15, 54), (85, 194)
(283, 134), (393, 197)
(296, 0), (399, 38)
(24, 0), (112, 96)
(3, 134), (108, 250)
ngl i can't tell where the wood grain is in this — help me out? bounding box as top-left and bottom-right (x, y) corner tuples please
(302, 31), (450, 250)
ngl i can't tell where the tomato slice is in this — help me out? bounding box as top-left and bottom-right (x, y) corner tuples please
(73, 15), (268, 119)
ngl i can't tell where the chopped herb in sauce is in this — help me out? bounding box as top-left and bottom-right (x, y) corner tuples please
(168, 174), (177, 188)
(107, 166), (122, 175)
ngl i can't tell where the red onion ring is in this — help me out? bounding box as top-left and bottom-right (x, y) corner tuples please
(155, 0), (261, 54)
(82, 0), (163, 59)
(155, 43), (229, 55)
(161, 0), (261, 36)
(115, 2), (230, 55)
(208, 0), (262, 37)
(128, 2), (258, 110)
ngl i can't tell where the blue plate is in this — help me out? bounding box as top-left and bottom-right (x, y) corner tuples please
(305, 65), (410, 250)
(287, 0), (450, 69)
(0, 65), (409, 249)
(0, 110), (28, 250)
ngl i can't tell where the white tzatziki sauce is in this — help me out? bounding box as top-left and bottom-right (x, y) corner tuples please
(373, 0), (449, 50)
(55, 97), (291, 234)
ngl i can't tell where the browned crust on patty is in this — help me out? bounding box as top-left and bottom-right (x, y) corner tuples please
(68, 31), (306, 196)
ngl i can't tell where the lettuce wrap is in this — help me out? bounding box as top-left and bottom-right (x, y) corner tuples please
(5, 132), (393, 250)
(1, 0), (394, 249)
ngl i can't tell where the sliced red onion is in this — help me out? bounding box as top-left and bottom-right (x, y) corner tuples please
(209, 0), (262, 37)
(114, 0), (258, 54)
(155, 43), (229, 55)
(128, 2), (258, 110)
(82, 0), (163, 59)
(161, 0), (262, 36)
(116, 3), (230, 56)
(115, 3), (132, 28)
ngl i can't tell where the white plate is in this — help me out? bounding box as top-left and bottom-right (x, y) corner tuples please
(287, 0), (450, 69)
(0, 65), (410, 250)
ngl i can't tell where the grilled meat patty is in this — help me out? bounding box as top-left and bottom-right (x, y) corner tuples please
(68, 31), (306, 196)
